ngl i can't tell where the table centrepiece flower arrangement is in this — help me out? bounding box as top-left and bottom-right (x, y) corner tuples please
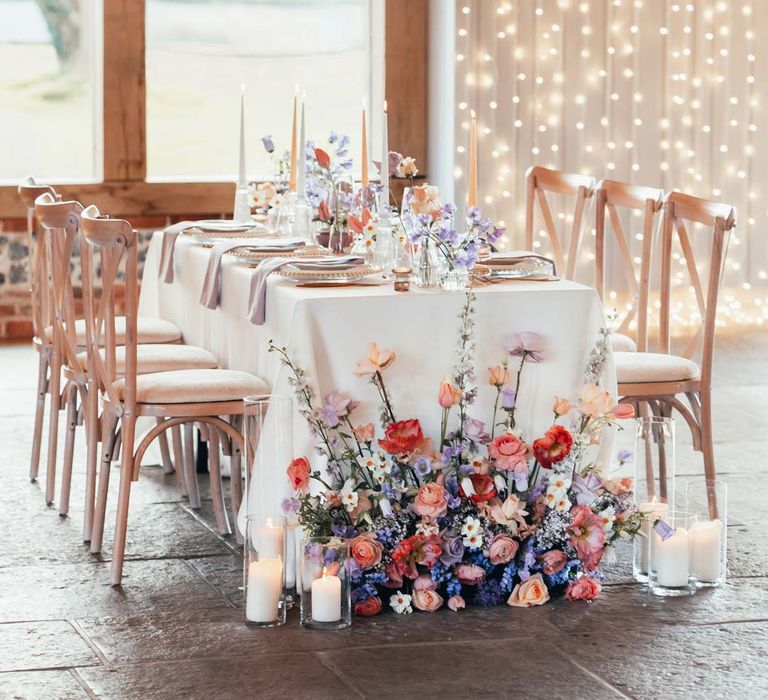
(273, 292), (640, 616)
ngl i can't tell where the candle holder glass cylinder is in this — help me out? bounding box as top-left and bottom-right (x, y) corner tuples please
(243, 515), (287, 626)
(685, 479), (727, 587)
(632, 416), (676, 582)
(242, 395), (295, 615)
(649, 510), (697, 597)
(300, 536), (352, 630)
(276, 191), (297, 236)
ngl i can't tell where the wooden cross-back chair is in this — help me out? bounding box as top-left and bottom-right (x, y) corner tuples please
(80, 205), (268, 585)
(18, 178), (56, 485)
(595, 180), (665, 352)
(615, 191), (736, 517)
(525, 166), (596, 280)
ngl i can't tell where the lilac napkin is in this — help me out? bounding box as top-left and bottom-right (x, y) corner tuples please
(199, 241), (251, 309)
(246, 257), (296, 325)
(158, 221), (196, 283)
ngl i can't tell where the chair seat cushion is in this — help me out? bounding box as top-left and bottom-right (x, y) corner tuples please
(609, 332), (637, 352)
(112, 369), (269, 404)
(77, 344), (218, 375)
(616, 351), (700, 383)
(45, 317), (182, 345)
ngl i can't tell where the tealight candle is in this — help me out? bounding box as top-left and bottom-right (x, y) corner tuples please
(245, 558), (283, 623)
(689, 519), (722, 583)
(311, 567), (342, 623)
(654, 525), (690, 588)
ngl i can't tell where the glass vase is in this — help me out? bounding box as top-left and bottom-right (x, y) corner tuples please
(243, 515), (287, 626)
(242, 395), (295, 613)
(632, 416), (676, 582)
(685, 479), (727, 587)
(415, 237), (440, 288)
(275, 191), (297, 236)
(440, 266), (469, 291)
(299, 536), (352, 630)
(648, 510), (697, 597)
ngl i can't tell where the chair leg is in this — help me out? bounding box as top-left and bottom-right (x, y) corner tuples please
(699, 387), (718, 519)
(229, 416), (244, 543)
(83, 385), (99, 542)
(110, 415), (137, 586)
(183, 422), (201, 508)
(44, 353), (62, 506)
(90, 415), (119, 555)
(156, 418), (174, 474)
(59, 385), (79, 518)
(30, 350), (49, 482)
(208, 430), (231, 535)
(171, 425), (187, 496)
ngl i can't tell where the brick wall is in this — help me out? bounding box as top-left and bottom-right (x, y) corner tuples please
(0, 214), (220, 339)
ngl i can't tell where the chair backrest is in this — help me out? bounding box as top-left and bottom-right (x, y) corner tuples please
(659, 191), (736, 383)
(18, 177), (57, 342)
(525, 166), (596, 279)
(80, 205), (138, 411)
(595, 180), (664, 352)
(34, 193), (84, 375)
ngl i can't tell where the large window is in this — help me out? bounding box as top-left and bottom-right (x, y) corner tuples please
(0, 0), (101, 182)
(146, 0), (379, 180)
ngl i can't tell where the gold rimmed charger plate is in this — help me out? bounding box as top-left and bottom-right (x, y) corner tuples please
(232, 245), (324, 262)
(274, 262), (384, 283)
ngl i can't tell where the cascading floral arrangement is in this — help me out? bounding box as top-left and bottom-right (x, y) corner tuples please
(274, 292), (641, 616)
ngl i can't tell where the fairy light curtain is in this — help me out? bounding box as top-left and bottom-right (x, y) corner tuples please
(454, 0), (767, 327)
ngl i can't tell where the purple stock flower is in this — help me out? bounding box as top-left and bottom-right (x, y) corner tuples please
(507, 332), (545, 363)
(439, 530), (465, 566)
(281, 497), (301, 515)
(331, 523), (359, 539)
(463, 418), (489, 443)
(261, 135), (275, 154)
(500, 388), (516, 409)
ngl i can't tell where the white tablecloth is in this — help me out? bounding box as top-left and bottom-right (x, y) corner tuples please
(139, 232), (616, 530)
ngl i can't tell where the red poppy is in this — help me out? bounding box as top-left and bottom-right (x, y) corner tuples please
(378, 419), (425, 456)
(532, 425), (573, 469)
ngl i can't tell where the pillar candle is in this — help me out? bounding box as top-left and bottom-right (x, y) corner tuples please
(288, 85), (299, 191)
(297, 95), (306, 198)
(238, 83), (246, 186)
(654, 526), (690, 588)
(311, 568), (341, 622)
(380, 99), (389, 211)
(254, 518), (284, 559)
(639, 501), (669, 573)
(689, 519), (722, 582)
(361, 99), (369, 188)
(245, 558), (283, 623)
(467, 109), (478, 208)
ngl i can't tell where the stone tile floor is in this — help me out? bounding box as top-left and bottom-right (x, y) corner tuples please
(0, 336), (767, 699)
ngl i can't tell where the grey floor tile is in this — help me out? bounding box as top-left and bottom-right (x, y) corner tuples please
(0, 670), (91, 700)
(0, 620), (100, 672)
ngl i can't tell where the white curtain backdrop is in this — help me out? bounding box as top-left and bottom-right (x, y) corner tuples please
(444, 0), (767, 325)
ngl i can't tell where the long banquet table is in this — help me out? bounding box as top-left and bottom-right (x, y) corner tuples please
(139, 232), (617, 528)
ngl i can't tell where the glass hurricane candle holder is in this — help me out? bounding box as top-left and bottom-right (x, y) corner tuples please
(300, 536), (352, 630)
(243, 515), (287, 626)
(648, 510), (697, 597)
(632, 416), (676, 582)
(685, 479), (727, 587)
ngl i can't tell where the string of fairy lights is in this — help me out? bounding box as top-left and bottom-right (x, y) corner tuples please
(453, 0), (768, 330)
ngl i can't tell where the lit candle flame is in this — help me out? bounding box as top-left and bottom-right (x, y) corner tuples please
(383, 99), (388, 112)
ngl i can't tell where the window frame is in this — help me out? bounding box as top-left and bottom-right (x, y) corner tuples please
(0, 0), (427, 218)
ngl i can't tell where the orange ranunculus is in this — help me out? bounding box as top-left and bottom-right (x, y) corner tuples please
(354, 596), (383, 616)
(565, 576), (602, 601)
(286, 457), (310, 493)
(378, 419), (425, 456)
(349, 531), (384, 570)
(412, 483), (448, 518)
(532, 425), (573, 469)
(488, 433), (529, 472)
(354, 342), (397, 376)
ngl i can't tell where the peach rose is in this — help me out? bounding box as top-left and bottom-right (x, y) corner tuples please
(454, 563), (486, 585)
(488, 365), (509, 387)
(438, 380), (462, 409)
(489, 433), (529, 472)
(354, 596), (383, 616)
(349, 531), (383, 570)
(412, 588), (444, 612)
(507, 573), (550, 607)
(413, 482), (448, 518)
(565, 576), (602, 601)
(447, 595), (466, 612)
(579, 385), (614, 417)
(553, 396), (572, 416)
(287, 457), (311, 494)
(488, 534), (519, 565)
(353, 423), (375, 442)
(537, 549), (568, 575)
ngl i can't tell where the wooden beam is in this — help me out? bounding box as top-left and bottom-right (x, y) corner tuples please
(386, 0), (428, 171)
(103, 0), (146, 181)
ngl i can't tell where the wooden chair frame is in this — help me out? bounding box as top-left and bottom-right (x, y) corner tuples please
(618, 191), (735, 517)
(595, 180), (664, 352)
(80, 205), (250, 585)
(525, 166), (596, 279)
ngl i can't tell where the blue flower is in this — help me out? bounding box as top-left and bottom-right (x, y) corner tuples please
(474, 578), (503, 607)
(261, 135), (275, 154)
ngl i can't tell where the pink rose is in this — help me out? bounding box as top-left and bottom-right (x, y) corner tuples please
(383, 561), (403, 588)
(413, 483), (448, 519)
(537, 550), (568, 575)
(413, 574), (436, 591)
(488, 534), (519, 565)
(489, 433), (529, 472)
(507, 573), (550, 607)
(553, 397), (572, 416)
(447, 595), (466, 612)
(565, 576), (602, 601)
(454, 563), (486, 585)
(349, 532), (383, 570)
(412, 588), (444, 612)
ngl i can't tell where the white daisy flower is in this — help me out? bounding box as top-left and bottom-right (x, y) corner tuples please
(340, 479), (359, 512)
(390, 591), (413, 614)
(461, 516), (483, 546)
(599, 506), (616, 534)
